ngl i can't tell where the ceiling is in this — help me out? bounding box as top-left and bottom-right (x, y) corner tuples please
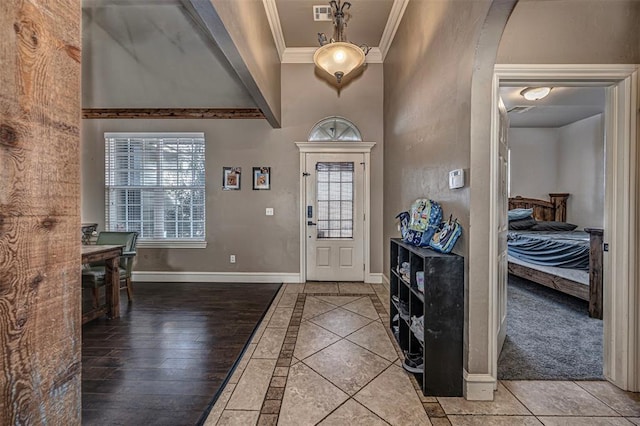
(500, 86), (606, 128)
(276, 0), (394, 48)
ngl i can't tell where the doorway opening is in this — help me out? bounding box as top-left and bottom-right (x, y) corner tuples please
(489, 65), (639, 391)
(498, 84), (606, 380)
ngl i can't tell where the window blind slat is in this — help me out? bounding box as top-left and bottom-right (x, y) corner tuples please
(105, 134), (206, 241)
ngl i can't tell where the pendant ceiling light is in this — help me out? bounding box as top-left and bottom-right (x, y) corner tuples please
(313, 1), (370, 85)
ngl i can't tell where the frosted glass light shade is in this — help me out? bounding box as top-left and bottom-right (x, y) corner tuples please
(313, 42), (365, 84)
(520, 87), (552, 101)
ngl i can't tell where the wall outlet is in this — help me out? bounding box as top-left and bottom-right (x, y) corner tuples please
(266, 207), (274, 216)
(230, 254), (236, 263)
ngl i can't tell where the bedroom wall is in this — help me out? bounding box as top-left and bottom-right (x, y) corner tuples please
(557, 114), (604, 228)
(508, 128), (560, 200)
(81, 64), (384, 275)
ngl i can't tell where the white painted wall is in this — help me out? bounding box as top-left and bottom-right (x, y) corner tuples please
(509, 114), (604, 228)
(557, 114), (604, 227)
(508, 128), (560, 200)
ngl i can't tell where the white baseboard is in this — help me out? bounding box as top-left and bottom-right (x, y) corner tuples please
(366, 273), (384, 284)
(463, 370), (496, 400)
(132, 271), (301, 283)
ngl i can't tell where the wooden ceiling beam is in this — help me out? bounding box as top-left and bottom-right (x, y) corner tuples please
(82, 108), (265, 119)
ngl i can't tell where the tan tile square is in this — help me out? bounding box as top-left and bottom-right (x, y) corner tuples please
(260, 400), (281, 414)
(317, 399), (388, 425)
(226, 359), (276, 410)
(293, 321), (341, 360)
(577, 381), (640, 416)
(309, 307), (373, 337)
(338, 282), (375, 294)
(203, 383), (236, 425)
(503, 381), (618, 416)
(273, 366), (288, 377)
(270, 376), (286, 388)
(228, 344), (257, 384)
(354, 365), (431, 425)
(279, 363), (349, 426)
(537, 418), (632, 426)
(346, 321), (398, 361)
(302, 297), (337, 320)
(341, 296), (379, 319)
(267, 307), (294, 328)
(216, 410), (260, 426)
(439, 382), (530, 415)
(253, 328), (287, 359)
(303, 339), (390, 395)
(278, 292), (299, 308)
(304, 282), (339, 293)
(314, 295), (363, 306)
(627, 418), (640, 425)
(284, 283), (305, 294)
(430, 419), (453, 426)
(448, 416), (542, 425)
(265, 387), (284, 400)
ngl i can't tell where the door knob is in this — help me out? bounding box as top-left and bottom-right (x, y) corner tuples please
(307, 221), (317, 226)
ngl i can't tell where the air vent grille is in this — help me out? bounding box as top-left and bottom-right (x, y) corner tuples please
(507, 106), (535, 114)
(313, 5), (333, 21)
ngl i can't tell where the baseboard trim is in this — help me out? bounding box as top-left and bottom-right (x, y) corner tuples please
(132, 271), (301, 283)
(366, 273), (384, 284)
(463, 370), (496, 401)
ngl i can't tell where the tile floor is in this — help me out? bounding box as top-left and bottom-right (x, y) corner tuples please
(204, 283), (640, 426)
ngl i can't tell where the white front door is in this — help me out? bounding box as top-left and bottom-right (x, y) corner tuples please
(304, 153), (365, 281)
(496, 97), (510, 355)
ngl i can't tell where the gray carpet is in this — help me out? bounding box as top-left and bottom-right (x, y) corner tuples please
(498, 275), (603, 380)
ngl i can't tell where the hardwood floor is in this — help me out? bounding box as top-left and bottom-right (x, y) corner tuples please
(81, 282), (281, 426)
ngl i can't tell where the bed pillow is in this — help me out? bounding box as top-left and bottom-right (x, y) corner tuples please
(508, 208), (533, 221)
(529, 221), (578, 231)
(508, 217), (537, 230)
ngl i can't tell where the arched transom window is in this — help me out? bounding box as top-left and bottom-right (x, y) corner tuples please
(307, 116), (362, 142)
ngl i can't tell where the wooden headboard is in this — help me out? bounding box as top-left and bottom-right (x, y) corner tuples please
(508, 193), (569, 222)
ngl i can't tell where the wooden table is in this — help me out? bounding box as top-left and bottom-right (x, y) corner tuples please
(81, 244), (123, 324)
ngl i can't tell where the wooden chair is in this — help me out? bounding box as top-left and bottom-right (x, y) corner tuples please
(82, 231), (138, 306)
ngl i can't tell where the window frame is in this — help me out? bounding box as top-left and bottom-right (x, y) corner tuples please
(104, 132), (207, 249)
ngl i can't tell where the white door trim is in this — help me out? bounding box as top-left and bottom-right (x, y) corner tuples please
(296, 142), (376, 283)
(490, 64), (639, 391)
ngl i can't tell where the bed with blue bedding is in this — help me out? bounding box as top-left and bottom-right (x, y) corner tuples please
(507, 194), (603, 319)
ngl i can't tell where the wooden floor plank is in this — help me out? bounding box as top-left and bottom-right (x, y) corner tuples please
(81, 282), (280, 425)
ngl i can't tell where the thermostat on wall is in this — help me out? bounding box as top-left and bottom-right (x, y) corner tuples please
(449, 169), (464, 189)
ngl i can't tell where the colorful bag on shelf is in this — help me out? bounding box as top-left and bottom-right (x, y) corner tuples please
(429, 215), (462, 253)
(396, 199), (442, 247)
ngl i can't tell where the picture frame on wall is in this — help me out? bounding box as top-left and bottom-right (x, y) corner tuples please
(252, 167), (270, 190)
(223, 167), (241, 190)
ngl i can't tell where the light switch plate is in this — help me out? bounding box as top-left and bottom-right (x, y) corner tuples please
(266, 208), (274, 216)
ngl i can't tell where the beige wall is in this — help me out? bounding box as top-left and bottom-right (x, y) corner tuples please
(81, 63), (384, 275)
(498, 0), (640, 63)
(384, 0), (493, 374)
(509, 128), (560, 200)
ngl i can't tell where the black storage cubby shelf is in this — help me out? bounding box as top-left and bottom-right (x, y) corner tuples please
(390, 238), (464, 397)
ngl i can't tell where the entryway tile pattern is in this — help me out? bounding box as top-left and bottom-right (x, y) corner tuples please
(205, 283), (640, 426)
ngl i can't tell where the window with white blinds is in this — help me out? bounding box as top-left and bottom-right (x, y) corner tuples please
(104, 133), (206, 247)
(316, 162), (354, 239)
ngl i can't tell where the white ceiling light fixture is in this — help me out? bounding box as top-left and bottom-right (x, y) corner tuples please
(520, 86), (552, 101)
(313, 1), (370, 85)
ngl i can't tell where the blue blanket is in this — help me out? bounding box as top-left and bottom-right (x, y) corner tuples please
(507, 231), (590, 270)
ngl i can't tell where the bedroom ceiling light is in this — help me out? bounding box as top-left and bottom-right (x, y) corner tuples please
(313, 1), (370, 85)
(520, 87), (552, 101)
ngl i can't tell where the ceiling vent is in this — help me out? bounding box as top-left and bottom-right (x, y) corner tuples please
(507, 106), (535, 114)
(313, 5), (333, 21)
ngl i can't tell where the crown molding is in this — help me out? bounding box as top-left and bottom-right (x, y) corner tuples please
(379, 0), (409, 60)
(282, 47), (383, 64)
(263, 0), (285, 61)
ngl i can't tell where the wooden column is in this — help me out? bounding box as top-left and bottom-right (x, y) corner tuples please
(585, 228), (604, 320)
(0, 1), (81, 423)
